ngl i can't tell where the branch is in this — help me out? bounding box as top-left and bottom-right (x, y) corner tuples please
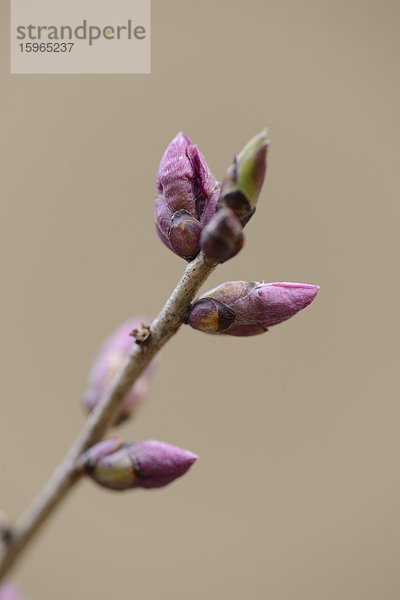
(0, 253), (215, 581)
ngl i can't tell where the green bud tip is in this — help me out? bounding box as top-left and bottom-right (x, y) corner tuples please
(220, 129), (270, 224)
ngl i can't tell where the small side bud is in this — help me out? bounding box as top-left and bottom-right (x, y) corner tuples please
(219, 130), (269, 225)
(82, 439), (197, 491)
(200, 207), (244, 264)
(83, 319), (157, 426)
(186, 281), (319, 336)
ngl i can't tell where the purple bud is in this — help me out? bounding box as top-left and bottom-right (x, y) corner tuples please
(82, 439), (197, 491)
(0, 584), (26, 600)
(131, 440), (198, 489)
(83, 319), (157, 426)
(155, 132), (218, 260)
(200, 207), (244, 264)
(219, 130), (270, 225)
(186, 281), (319, 336)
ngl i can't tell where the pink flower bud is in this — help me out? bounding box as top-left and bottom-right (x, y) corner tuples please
(155, 132), (219, 260)
(0, 584), (26, 600)
(83, 319), (157, 425)
(82, 438), (197, 491)
(186, 281), (319, 336)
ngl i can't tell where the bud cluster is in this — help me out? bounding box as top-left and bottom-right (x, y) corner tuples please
(155, 129), (270, 264)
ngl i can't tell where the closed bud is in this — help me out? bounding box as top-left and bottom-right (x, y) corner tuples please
(155, 132), (219, 260)
(82, 439), (197, 491)
(186, 281), (319, 336)
(219, 130), (269, 225)
(0, 584), (26, 600)
(83, 319), (157, 426)
(200, 207), (244, 264)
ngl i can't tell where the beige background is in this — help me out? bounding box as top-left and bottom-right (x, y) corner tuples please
(0, 1), (399, 599)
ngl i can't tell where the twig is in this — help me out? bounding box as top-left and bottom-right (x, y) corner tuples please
(0, 253), (215, 581)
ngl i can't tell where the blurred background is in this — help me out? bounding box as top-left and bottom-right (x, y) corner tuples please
(0, 1), (399, 598)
